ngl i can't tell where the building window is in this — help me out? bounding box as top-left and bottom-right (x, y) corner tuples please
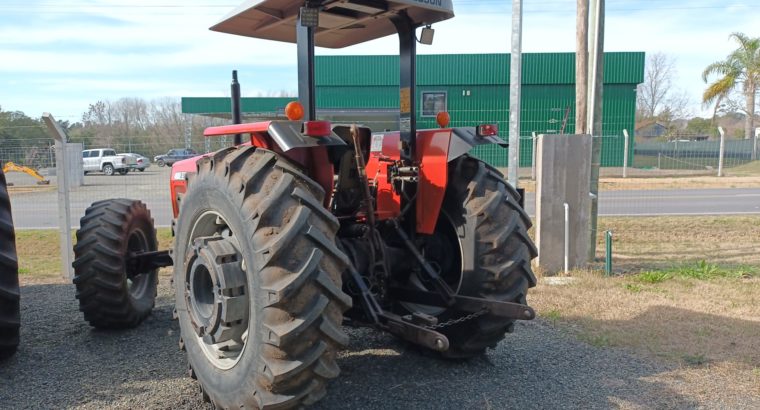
(421, 91), (447, 117)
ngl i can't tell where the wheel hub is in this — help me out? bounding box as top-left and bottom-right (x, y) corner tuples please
(185, 236), (248, 346)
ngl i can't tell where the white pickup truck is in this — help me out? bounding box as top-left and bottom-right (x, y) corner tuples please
(82, 149), (136, 175)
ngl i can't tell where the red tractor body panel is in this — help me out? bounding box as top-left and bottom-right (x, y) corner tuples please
(415, 129), (451, 234)
(365, 133), (401, 221)
(172, 121), (454, 234)
(365, 129), (452, 234)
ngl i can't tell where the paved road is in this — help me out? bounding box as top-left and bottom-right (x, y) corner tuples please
(7, 169), (173, 229)
(523, 187), (760, 217)
(3, 279), (753, 409)
(6, 168), (760, 229)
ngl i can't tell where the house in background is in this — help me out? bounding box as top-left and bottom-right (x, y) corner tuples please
(635, 122), (668, 139)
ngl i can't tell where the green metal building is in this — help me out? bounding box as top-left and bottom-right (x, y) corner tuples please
(182, 52), (644, 167)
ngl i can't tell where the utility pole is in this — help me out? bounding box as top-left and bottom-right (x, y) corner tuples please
(575, 0), (589, 134)
(587, 0), (605, 262)
(508, 0), (523, 188)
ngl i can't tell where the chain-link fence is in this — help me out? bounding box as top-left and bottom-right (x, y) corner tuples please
(588, 132), (759, 273)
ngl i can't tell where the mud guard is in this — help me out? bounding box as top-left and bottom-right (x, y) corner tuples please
(448, 127), (508, 162)
(415, 127), (508, 235)
(416, 130), (450, 234)
(204, 120), (346, 152)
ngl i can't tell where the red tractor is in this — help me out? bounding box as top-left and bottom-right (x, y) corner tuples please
(71, 0), (537, 408)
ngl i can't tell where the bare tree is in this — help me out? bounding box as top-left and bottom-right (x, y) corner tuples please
(637, 53), (681, 118)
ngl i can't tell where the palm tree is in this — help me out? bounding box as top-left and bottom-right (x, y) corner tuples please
(702, 32), (760, 159)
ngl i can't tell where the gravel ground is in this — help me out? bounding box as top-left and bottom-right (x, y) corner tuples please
(1, 279), (757, 409)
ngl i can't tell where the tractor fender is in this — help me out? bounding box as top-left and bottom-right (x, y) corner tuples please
(415, 128), (507, 234)
(203, 121), (346, 152)
(448, 127), (507, 162)
(267, 121), (346, 151)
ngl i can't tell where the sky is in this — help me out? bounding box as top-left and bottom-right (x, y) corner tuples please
(1, 0), (759, 122)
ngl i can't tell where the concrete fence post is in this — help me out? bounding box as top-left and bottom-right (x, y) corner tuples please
(42, 113), (74, 280)
(718, 126), (725, 177)
(535, 134), (592, 273)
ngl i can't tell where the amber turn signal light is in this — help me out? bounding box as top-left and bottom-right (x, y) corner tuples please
(436, 111), (450, 128)
(285, 101), (304, 121)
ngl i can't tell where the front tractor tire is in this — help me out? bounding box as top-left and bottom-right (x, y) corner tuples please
(403, 155), (537, 359)
(0, 168), (20, 358)
(174, 147), (351, 409)
(72, 199), (158, 329)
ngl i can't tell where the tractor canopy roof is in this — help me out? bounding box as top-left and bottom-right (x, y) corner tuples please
(210, 0), (454, 48)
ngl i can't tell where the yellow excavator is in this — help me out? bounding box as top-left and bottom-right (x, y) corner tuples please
(1, 162), (50, 185)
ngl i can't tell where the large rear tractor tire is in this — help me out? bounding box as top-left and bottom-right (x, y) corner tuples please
(401, 155), (537, 359)
(174, 146), (351, 409)
(72, 199), (158, 329)
(0, 168), (20, 359)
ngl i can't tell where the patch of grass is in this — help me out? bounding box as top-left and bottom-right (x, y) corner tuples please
(636, 270), (671, 284)
(15, 227), (173, 282)
(682, 353), (708, 366)
(16, 230), (63, 279)
(675, 260), (720, 280)
(597, 215), (760, 272)
(630, 261), (757, 286)
(624, 283), (643, 293)
(728, 160), (760, 176)
(581, 333), (611, 348)
(543, 309), (562, 322)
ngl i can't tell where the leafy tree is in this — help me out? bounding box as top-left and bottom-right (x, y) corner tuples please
(702, 32), (760, 154)
(0, 107), (51, 167)
(684, 117), (715, 137)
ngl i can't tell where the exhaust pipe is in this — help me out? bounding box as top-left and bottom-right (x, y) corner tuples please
(231, 70), (242, 145)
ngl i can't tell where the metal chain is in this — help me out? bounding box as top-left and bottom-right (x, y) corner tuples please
(427, 309), (488, 330)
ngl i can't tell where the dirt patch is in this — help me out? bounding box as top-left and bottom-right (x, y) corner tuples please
(531, 269), (760, 398)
